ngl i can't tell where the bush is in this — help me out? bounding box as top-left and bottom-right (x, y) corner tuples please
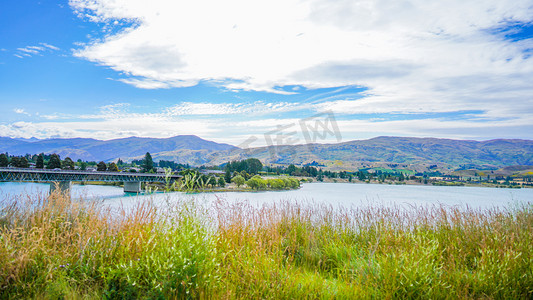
(267, 179), (285, 190)
(246, 175), (267, 190)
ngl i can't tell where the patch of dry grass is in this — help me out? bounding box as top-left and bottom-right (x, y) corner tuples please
(0, 191), (531, 298)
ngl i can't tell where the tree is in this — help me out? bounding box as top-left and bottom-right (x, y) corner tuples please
(208, 175), (217, 187)
(231, 175), (245, 187)
(246, 175), (267, 190)
(218, 176), (226, 187)
(80, 161), (87, 171)
(97, 161), (107, 171)
(0, 154), (9, 167)
(108, 162), (119, 172)
(225, 158), (263, 175)
(240, 170), (250, 180)
(142, 152), (154, 173)
(246, 158), (263, 174)
(9, 156), (20, 167)
(287, 164), (297, 175)
(47, 154), (61, 169)
(62, 157), (75, 170)
(267, 178), (285, 190)
(36, 154), (44, 169)
(399, 172), (405, 182)
(225, 169), (232, 183)
(19, 157), (29, 168)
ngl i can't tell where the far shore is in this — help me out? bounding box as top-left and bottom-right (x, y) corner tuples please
(68, 176), (528, 191)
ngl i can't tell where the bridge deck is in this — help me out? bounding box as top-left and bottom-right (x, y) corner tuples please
(0, 167), (181, 183)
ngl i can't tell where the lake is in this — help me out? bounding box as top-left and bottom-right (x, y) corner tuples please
(1, 181), (531, 212)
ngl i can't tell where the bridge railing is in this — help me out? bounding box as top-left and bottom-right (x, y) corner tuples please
(0, 167), (181, 183)
(0, 167), (181, 178)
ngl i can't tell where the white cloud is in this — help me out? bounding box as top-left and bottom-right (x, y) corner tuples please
(13, 108), (31, 116)
(69, 0), (533, 127)
(40, 43), (60, 51)
(17, 48), (40, 55)
(166, 101), (299, 116)
(15, 43), (60, 58)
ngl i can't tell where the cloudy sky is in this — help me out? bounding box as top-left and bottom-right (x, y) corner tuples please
(1, 0), (532, 146)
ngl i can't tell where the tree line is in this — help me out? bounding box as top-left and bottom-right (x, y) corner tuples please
(0, 152), (181, 174)
(1, 152), (119, 172)
(1, 152), (424, 184)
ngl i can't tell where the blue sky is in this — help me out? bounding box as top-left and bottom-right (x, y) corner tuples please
(1, 0), (532, 146)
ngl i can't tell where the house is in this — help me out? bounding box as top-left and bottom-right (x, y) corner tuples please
(200, 169), (224, 175)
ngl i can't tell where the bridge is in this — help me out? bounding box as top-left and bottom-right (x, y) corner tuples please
(0, 167), (182, 194)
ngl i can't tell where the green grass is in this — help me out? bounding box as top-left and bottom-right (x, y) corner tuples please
(0, 191), (532, 299)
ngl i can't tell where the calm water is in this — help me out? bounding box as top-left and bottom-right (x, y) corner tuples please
(1, 182), (531, 211)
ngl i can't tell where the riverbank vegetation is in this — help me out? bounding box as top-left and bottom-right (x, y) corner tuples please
(0, 191), (531, 299)
(142, 169), (302, 193)
(2, 152), (531, 188)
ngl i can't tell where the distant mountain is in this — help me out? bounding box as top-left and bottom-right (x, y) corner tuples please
(1, 135), (531, 170)
(12, 137), (41, 142)
(0, 135), (237, 162)
(125, 136), (533, 170)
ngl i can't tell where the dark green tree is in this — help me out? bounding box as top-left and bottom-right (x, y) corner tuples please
(36, 154), (44, 169)
(225, 169), (232, 183)
(246, 158), (263, 174)
(142, 152), (154, 173)
(399, 172), (405, 182)
(19, 157), (29, 168)
(0, 154), (9, 167)
(80, 161), (87, 171)
(108, 162), (119, 172)
(62, 157), (75, 170)
(218, 176), (226, 187)
(97, 161), (107, 171)
(287, 164), (297, 175)
(9, 157), (20, 167)
(208, 175), (217, 187)
(47, 154), (61, 169)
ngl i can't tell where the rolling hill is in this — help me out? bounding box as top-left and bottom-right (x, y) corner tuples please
(1, 136), (531, 170)
(0, 135), (237, 162)
(122, 136), (533, 170)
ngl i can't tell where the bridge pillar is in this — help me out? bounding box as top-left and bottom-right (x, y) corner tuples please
(124, 181), (142, 193)
(50, 181), (71, 197)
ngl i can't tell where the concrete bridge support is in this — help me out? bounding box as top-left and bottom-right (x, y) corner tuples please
(50, 181), (71, 197)
(124, 181), (142, 193)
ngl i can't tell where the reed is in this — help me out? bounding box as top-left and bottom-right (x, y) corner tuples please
(0, 191), (531, 299)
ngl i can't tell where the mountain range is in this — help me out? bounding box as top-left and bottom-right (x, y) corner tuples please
(1, 135), (532, 171)
(0, 135), (236, 162)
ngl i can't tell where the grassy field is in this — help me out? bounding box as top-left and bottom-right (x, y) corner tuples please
(0, 191), (531, 299)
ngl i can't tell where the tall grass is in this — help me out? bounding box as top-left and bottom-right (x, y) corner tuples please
(0, 191), (531, 299)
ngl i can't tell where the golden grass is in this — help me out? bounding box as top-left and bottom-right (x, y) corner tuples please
(0, 190), (531, 299)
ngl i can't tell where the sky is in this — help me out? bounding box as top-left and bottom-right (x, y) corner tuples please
(0, 0), (532, 147)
